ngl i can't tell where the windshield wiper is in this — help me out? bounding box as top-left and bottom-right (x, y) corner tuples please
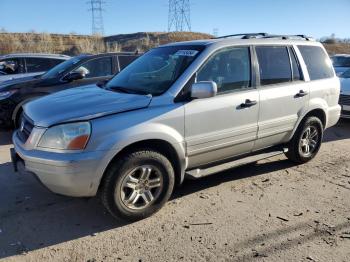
(107, 86), (151, 96)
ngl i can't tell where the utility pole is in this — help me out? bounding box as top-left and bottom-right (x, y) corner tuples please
(88, 0), (105, 36)
(168, 0), (191, 32)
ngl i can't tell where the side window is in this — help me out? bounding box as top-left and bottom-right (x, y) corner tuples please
(289, 47), (302, 81)
(298, 45), (334, 80)
(73, 57), (112, 78)
(197, 47), (251, 93)
(25, 58), (53, 73)
(49, 58), (65, 67)
(0, 58), (21, 74)
(118, 55), (139, 71)
(256, 46), (291, 85)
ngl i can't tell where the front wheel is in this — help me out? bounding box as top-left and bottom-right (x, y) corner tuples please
(101, 149), (175, 221)
(285, 116), (323, 164)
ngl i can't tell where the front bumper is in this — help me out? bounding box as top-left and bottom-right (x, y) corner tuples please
(12, 131), (107, 197)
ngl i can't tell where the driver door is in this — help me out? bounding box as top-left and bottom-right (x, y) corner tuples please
(185, 46), (259, 168)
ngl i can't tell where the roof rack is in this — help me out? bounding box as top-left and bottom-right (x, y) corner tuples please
(263, 34), (314, 41)
(216, 33), (268, 39)
(216, 33), (314, 41)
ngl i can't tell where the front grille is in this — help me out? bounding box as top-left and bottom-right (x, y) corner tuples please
(339, 94), (350, 106)
(17, 115), (34, 143)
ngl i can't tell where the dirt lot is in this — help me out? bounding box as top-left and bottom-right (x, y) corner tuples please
(0, 121), (350, 262)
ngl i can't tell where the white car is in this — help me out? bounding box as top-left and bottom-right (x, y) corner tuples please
(339, 69), (350, 118)
(0, 53), (70, 83)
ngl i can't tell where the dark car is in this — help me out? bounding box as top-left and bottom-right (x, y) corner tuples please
(0, 52), (140, 127)
(330, 54), (350, 76)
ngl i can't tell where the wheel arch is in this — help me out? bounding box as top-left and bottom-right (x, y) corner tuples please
(11, 94), (47, 125)
(98, 138), (186, 194)
(290, 107), (327, 141)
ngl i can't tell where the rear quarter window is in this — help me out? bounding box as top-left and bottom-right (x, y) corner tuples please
(298, 45), (334, 80)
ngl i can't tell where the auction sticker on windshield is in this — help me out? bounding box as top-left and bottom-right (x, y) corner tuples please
(174, 50), (199, 57)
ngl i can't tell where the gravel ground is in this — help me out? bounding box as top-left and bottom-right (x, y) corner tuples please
(0, 120), (350, 262)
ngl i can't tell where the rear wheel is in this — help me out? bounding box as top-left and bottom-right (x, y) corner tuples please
(285, 116), (323, 164)
(101, 149), (175, 221)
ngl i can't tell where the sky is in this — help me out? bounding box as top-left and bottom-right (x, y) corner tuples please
(0, 0), (349, 39)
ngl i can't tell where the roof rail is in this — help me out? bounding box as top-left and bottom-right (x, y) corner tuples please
(215, 33), (268, 39)
(215, 33), (314, 41)
(263, 34), (314, 41)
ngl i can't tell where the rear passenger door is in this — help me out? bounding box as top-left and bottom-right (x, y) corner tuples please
(185, 46), (259, 168)
(254, 45), (310, 150)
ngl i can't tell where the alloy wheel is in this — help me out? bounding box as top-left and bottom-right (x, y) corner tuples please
(118, 165), (163, 210)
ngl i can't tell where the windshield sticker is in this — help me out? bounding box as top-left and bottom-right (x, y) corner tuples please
(174, 50), (199, 57)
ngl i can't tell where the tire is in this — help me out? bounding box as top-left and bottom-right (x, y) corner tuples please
(101, 149), (175, 221)
(285, 116), (323, 164)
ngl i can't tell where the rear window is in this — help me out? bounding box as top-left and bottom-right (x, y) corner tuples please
(298, 45), (334, 80)
(331, 56), (350, 67)
(256, 46), (291, 85)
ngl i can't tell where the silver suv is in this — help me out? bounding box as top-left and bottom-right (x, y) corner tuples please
(11, 33), (340, 221)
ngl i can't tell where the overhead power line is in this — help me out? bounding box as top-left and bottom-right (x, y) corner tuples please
(88, 0), (105, 36)
(168, 0), (191, 32)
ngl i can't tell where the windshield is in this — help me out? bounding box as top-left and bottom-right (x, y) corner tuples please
(340, 69), (350, 78)
(106, 45), (204, 96)
(41, 57), (82, 79)
(331, 56), (350, 67)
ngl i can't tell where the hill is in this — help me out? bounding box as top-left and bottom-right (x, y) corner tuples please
(0, 32), (212, 55)
(0, 32), (349, 56)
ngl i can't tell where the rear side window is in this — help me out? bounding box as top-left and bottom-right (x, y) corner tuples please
(256, 46), (291, 85)
(289, 47), (302, 81)
(25, 58), (55, 73)
(298, 45), (334, 80)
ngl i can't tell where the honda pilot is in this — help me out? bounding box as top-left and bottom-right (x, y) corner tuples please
(11, 33), (340, 221)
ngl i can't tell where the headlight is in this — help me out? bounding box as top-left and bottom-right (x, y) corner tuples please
(38, 122), (91, 150)
(0, 90), (17, 100)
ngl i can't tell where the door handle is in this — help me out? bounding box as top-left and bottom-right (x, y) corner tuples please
(295, 90), (308, 98)
(241, 99), (257, 108)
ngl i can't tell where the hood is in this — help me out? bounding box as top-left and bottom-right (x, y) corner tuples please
(340, 78), (350, 95)
(24, 84), (152, 127)
(0, 75), (42, 91)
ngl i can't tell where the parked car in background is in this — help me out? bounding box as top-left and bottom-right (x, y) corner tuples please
(0, 52), (140, 127)
(339, 68), (350, 118)
(331, 54), (350, 76)
(11, 33), (340, 221)
(0, 53), (70, 83)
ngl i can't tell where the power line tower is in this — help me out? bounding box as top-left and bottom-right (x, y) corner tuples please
(168, 0), (191, 32)
(88, 0), (105, 36)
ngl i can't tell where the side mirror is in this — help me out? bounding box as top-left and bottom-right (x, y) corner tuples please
(64, 71), (85, 82)
(191, 81), (217, 99)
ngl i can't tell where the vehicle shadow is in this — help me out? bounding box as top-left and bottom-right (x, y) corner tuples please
(0, 157), (295, 259)
(323, 118), (350, 143)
